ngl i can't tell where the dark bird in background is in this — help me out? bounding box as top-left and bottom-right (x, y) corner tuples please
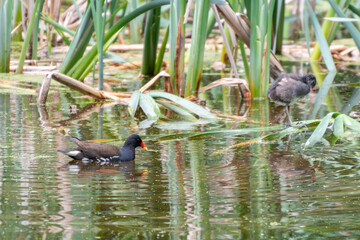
(267, 74), (317, 127)
(58, 134), (148, 162)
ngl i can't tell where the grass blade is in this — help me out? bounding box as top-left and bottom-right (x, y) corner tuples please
(154, 26), (169, 75)
(31, 0), (45, 60)
(59, 7), (94, 75)
(305, 112), (334, 148)
(156, 125), (284, 142)
(141, 2), (161, 76)
(41, 14), (75, 36)
(71, 0), (82, 19)
(306, 0), (336, 71)
(309, 70), (336, 119)
(0, 0), (12, 72)
(16, 0), (42, 73)
(349, 4), (360, 17)
(67, 0), (170, 80)
(185, 1), (210, 97)
(12, 0), (22, 41)
(303, 9), (311, 57)
(168, 0), (185, 95)
(239, 41), (249, 80)
(272, 0), (284, 53)
(328, 0), (360, 50)
(206, 10), (216, 38)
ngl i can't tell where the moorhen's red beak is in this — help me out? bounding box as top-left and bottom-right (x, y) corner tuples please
(312, 86), (316, 91)
(141, 141), (148, 150)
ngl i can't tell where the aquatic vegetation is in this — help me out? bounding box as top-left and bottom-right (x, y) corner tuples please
(0, 0), (12, 72)
(305, 112), (360, 147)
(128, 90), (217, 121)
(2, 2), (360, 239)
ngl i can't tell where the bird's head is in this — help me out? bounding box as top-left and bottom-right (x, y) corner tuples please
(303, 74), (317, 90)
(125, 134), (148, 150)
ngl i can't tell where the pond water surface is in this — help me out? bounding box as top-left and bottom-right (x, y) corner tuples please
(1, 67), (360, 239)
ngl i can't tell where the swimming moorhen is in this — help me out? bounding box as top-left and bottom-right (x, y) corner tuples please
(58, 134), (148, 162)
(267, 73), (316, 127)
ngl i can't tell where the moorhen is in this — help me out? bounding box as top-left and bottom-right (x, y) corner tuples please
(267, 73), (316, 127)
(58, 134), (148, 162)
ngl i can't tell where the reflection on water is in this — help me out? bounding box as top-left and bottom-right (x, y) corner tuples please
(1, 69), (360, 239)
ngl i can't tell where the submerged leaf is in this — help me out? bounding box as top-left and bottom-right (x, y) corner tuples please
(305, 112), (334, 148)
(147, 91), (217, 119)
(262, 126), (307, 141)
(211, 120), (320, 155)
(139, 94), (161, 120)
(211, 139), (260, 156)
(128, 90), (141, 118)
(333, 114), (344, 137)
(156, 125), (284, 142)
(156, 121), (206, 131)
(139, 119), (157, 128)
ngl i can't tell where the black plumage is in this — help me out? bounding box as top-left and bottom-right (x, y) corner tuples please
(58, 134), (148, 162)
(268, 74), (316, 126)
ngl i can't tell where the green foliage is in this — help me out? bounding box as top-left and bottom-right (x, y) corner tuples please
(31, 0), (45, 60)
(305, 112), (360, 148)
(272, 0), (285, 53)
(148, 91), (217, 119)
(59, 7), (94, 75)
(128, 0), (142, 43)
(0, 0), (12, 72)
(61, 0), (169, 80)
(139, 93), (161, 120)
(305, 112), (338, 147)
(141, 2), (161, 76)
(154, 26), (169, 75)
(16, 0), (44, 73)
(349, 4), (360, 16)
(12, 0), (22, 41)
(157, 112), (360, 153)
(128, 90), (217, 121)
(248, 0), (275, 97)
(306, 0), (336, 71)
(41, 14), (74, 45)
(185, 1), (211, 97)
(128, 90), (141, 118)
(168, 0), (186, 96)
(90, 0), (108, 90)
(206, 11), (216, 38)
(157, 101), (198, 121)
(327, 0), (360, 50)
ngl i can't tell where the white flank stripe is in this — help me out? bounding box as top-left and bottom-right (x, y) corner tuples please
(67, 150), (81, 156)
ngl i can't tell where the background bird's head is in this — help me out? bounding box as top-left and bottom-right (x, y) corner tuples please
(302, 74), (316, 90)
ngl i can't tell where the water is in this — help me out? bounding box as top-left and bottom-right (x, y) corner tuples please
(1, 69), (360, 239)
